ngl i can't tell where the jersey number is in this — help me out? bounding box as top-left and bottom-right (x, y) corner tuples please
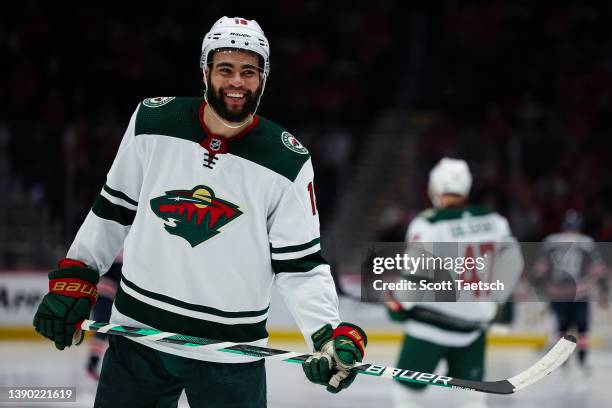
(307, 181), (317, 215)
(463, 242), (495, 298)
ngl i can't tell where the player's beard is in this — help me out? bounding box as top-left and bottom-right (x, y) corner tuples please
(206, 84), (262, 123)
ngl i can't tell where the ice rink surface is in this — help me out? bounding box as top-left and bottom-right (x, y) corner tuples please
(1, 338), (611, 408)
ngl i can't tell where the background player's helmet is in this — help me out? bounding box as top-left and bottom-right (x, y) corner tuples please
(200, 17), (270, 85)
(562, 209), (583, 232)
(428, 158), (472, 207)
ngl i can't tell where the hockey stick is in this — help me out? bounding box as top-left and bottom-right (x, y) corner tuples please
(78, 319), (575, 395)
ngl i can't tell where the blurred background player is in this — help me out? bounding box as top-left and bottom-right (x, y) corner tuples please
(85, 252), (122, 380)
(532, 209), (609, 371)
(387, 158), (523, 408)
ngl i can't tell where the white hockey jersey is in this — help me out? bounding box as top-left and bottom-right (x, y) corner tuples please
(67, 97), (340, 362)
(401, 206), (522, 347)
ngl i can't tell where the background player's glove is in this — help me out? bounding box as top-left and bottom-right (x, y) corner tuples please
(385, 292), (411, 322)
(33, 259), (99, 350)
(303, 323), (367, 393)
(386, 304), (411, 321)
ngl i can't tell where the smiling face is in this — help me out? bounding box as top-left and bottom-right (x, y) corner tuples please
(204, 49), (263, 123)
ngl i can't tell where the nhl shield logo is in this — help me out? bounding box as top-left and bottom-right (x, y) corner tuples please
(209, 138), (222, 151)
(143, 97), (176, 108)
(150, 185), (242, 247)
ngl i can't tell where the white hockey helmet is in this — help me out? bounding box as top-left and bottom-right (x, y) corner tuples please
(200, 17), (270, 79)
(428, 158), (472, 207)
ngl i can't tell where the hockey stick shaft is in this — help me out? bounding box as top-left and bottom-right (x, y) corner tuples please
(78, 319), (575, 395)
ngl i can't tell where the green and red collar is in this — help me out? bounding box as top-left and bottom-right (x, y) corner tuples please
(198, 101), (260, 155)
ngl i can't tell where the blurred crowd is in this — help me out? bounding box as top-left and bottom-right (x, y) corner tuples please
(414, 0), (612, 241)
(2, 1), (612, 269)
(1, 0), (401, 238)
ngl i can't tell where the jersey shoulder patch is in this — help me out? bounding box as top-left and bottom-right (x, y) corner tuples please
(230, 117), (310, 182)
(280, 131), (309, 154)
(142, 96), (176, 108)
(135, 96), (202, 143)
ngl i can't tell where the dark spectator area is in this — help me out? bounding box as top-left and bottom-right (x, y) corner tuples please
(415, 1), (612, 241)
(2, 0), (612, 268)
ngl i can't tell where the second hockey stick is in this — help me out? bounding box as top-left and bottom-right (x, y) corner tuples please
(78, 319), (575, 395)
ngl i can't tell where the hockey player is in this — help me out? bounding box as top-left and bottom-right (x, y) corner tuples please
(533, 209), (608, 370)
(33, 17), (366, 407)
(387, 158), (522, 407)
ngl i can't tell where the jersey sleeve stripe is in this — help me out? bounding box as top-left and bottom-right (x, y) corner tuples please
(271, 251), (327, 274)
(115, 285), (268, 342)
(92, 195), (136, 226)
(103, 184), (139, 206)
(100, 188), (137, 211)
(121, 275), (269, 318)
(270, 237), (320, 254)
(270, 243), (321, 260)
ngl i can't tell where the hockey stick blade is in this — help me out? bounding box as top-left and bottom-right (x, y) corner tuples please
(78, 320), (575, 395)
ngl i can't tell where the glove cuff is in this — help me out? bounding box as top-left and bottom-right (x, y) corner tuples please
(333, 323), (367, 358)
(311, 324), (333, 351)
(49, 260), (99, 284)
(58, 258), (87, 269)
(48, 259), (99, 304)
(49, 277), (98, 304)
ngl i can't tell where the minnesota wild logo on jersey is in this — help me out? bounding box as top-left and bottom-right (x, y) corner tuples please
(143, 97), (176, 108)
(150, 185), (242, 247)
(281, 132), (308, 154)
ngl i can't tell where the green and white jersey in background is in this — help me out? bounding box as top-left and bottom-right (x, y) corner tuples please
(402, 206), (519, 347)
(67, 97), (340, 362)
